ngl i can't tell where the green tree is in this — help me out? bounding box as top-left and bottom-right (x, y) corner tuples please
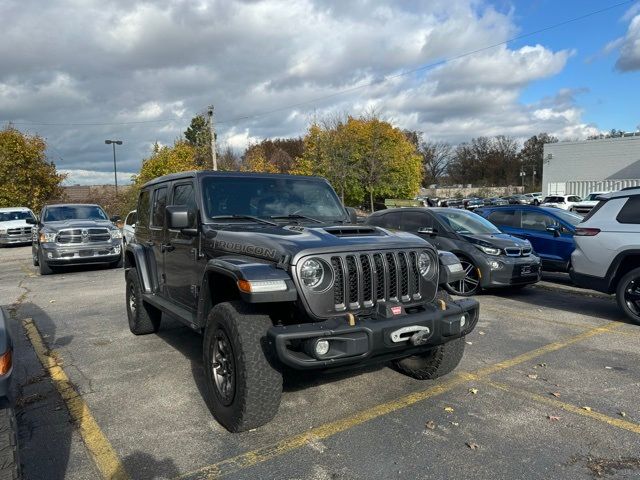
(0, 126), (66, 212)
(184, 114), (212, 168)
(519, 133), (558, 190)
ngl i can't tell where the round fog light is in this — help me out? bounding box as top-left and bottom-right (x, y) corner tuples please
(315, 339), (330, 356)
(460, 315), (467, 328)
(489, 260), (501, 270)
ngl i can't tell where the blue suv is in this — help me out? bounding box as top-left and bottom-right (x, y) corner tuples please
(476, 206), (583, 272)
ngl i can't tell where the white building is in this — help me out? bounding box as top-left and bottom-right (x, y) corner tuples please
(542, 134), (640, 198)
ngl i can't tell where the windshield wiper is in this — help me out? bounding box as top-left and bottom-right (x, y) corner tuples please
(211, 215), (277, 226)
(269, 214), (323, 224)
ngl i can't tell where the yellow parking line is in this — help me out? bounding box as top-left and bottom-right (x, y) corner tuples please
(23, 318), (130, 480)
(177, 321), (621, 480)
(485, 380), (640, 435)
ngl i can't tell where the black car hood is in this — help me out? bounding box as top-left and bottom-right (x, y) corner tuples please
(459, 232), (530, 249)
(42, 220), (116, 232)
(202, 223), (430, 264)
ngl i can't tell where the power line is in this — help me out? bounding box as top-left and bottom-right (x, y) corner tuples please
(3, 0), (634, 129)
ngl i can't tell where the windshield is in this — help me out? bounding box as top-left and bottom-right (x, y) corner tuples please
(585, 193), (602, 201)
(201, 176), (346, 223)
(543, 196), (565, 203)
(0, 211), (34, 222)
(435, 210), (501, 235)
(547, 209), (583, 227)
(43, 205), (109, 222)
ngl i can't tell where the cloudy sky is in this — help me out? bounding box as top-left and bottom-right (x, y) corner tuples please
(1, 0), (639, 184)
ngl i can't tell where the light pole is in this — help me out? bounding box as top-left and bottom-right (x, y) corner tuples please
(105, 140), (123, 195)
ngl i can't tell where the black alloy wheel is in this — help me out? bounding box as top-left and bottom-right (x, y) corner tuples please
(617, 267), (640, 325)
(211, 328), (236, 406)
(445, 258), (481, 296)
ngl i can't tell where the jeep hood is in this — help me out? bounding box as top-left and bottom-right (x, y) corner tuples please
(203, 224), (431, 264)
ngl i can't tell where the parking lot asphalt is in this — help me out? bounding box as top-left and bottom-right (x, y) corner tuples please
(1, 245), (639, 480)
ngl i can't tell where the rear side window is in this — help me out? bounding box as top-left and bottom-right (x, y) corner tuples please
(374, 213), (401, 230)
(616, 196), (640, 224)
(487, 209), (520, 228)
(151, 186), (168, 228)
(400, 211), (433, 232)
(125, 212), (137, 226)
(138, 191), (150, 228)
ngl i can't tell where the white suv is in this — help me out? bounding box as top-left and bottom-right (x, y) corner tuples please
(541, 194), (582, 210)
(570, 188), (640, 324)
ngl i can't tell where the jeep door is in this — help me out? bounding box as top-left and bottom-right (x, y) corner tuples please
(163, 181), (200, 309)
(148, 185), (169, 289)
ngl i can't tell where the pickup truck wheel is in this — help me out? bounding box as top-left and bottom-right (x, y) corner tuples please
(125, 268), (161, 334)
(203, 301), (282, 432)
(616, 267), (640, 325)
(0, 404), (21, 480)
(392, 290), (466, 380)
(38, 250), (53, 275)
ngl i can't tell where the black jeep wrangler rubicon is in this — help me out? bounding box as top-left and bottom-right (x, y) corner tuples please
(124, 171), (479, 432)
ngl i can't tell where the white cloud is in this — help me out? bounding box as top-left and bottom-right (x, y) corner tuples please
(0, 0), (598, 182)
(615, 14), (640, 71)
(60, 169), (136, 186)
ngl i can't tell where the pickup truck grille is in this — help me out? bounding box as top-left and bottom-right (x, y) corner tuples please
(329, 250), (425, 311)
(57, 228), (111, 244)
(7, 227), (32, 236)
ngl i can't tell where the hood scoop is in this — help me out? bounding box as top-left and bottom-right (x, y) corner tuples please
(323, 226), (383, 237)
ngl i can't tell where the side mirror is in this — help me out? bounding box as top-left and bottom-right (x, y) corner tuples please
(25, 218), (37, 225)
(167, 205), (197, 234)
(345, 207), (358, 224)
(110, 215), (121, 223)
(417, 227), (437, 236)
(546, 225), (560, 237)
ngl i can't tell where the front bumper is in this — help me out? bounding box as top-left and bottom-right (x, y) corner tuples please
(269, 298), (479, 369)
(0, 234), (31, 245)
(479, 255), (541, 288)
(40, 241), (122, 265)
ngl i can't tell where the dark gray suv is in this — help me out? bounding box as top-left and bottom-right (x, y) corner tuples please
(29, 203), (123, 275)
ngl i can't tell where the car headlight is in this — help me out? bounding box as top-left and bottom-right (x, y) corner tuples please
(39, 232), (57, 243)
(476, 245), (501, 256)
(300, 258), (324, 288)
(110, 229), (123, 239)
(418, 252), (433, 278)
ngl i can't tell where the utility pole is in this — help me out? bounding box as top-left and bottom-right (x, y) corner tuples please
(207, 105), (217, 171)
(105, 140), (123, 195)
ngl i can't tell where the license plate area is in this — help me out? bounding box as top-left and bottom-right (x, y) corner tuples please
(79, 250), (94, 257)
(520, 265), (534, 276)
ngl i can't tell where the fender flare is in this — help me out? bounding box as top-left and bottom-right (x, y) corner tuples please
(124, 243), (155, 293)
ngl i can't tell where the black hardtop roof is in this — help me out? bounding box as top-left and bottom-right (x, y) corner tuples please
(141, 170), (325, 189)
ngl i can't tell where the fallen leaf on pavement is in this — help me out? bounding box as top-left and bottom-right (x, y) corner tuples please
(582, 406), (592, 412)
(468, 388), (479, 395)
(49, 300), (56, 303)
(605, 366), (613, 370)
(450, 421), (459, 426)
(478, 331), (486, 335)
(466, 341), (473, 345)
(466, 442), (479, 450)
(547, 415), (561, 421)
(527, 374), (538, 379)
(619, 412), (627, 418)
(537, 363), (547, 368)
(444, 406), (454, 413)
(425, 421), (436, 430)
(550, 392), (561, 398)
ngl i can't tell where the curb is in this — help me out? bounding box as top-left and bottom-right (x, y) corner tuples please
(532, 281), (614, 301)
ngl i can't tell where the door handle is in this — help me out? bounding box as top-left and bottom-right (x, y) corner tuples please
(161, 243), (175, 253)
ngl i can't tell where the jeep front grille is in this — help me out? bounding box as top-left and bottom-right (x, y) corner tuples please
(57, 228), (111, 244)
(329, 250), (424, 312)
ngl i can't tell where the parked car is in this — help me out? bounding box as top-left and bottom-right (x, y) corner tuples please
(477, 205), (582, 272)
(0, 308), (19, 479)
(446, 199), (464, 209)
(570, 191), (611, 215)
(124, 171), (478, 432)
(540, 195), (582, 210)
(484, 197), (509, 206)
(503, 195), (529, 205)
(366, 207), (541, 296)
(570, 188), (640, 324)
(0, 207), (36, 246)
(29, 203), (123, 275)
(463, 198), (484, 210)
(523, 192), (543, 205)
(123, 210), (137, 245)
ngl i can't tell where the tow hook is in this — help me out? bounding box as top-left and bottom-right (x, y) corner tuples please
(390, 325), (431, 344)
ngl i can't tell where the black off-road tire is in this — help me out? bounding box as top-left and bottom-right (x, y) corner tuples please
(0, 405), (21, 480)
(125, 268), (161, 335)
(392, 290), (466, 380)
(38, 250), (53, 275)
(203, 301), (282, 432)
(616, 267), (640, 325)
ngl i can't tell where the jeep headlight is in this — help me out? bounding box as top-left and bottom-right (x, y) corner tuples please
(300, 258), (333, 291)
(110, 229), (123, 240)
(39, 232), (57, 243)
(418, 252), (434, 278)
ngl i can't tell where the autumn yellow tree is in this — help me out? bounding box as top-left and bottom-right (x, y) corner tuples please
(0, 126), (66, 212)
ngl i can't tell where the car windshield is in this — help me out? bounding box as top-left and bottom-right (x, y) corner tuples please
(43, 206), (109, 222)
(201, 176), (347, 223)
(435, 210), (501, 235)
(585, 193), (602, 201)
(548, 209), (583, 226)
(0, 211), (34, 222)
(543, 196), (565, 203)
